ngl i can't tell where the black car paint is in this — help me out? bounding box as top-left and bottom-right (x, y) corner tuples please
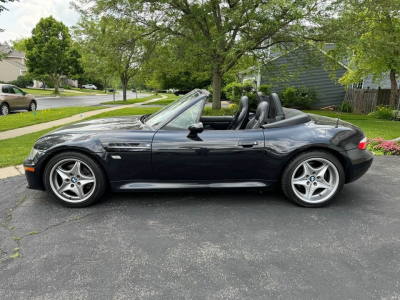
(24, 91), (373, 192)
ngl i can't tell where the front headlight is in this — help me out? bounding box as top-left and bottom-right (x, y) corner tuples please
(27, 148), (44, 161)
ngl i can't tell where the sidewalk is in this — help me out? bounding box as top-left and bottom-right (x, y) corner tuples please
(0, 95), (167, 141)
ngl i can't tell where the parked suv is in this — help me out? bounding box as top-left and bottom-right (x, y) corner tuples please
(0, 84), (37, 115)
(82, 84), (97, 90)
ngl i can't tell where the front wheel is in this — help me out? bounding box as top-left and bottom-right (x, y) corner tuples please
(43, 151), (107, 208)
(281, 151), (345, 207)
(28, 101), (36, 111)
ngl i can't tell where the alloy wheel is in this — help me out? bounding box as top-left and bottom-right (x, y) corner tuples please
(291, 158), (340, 204)
(1, 105), (9, 115)
(49, 159), (97, 203)
(30, 102), (36, 111)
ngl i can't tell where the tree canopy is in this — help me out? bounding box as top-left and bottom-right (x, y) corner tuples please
(25, 16), (82, 93)
(75, 0), (328, 109)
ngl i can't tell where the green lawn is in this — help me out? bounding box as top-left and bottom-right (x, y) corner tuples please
(0, 107), (103, 132)
(142, 94), (180, 105)
(304, 110), (400, 140)
(101, 94), (160, 105)
(0, 107), (161, 168)
(23, 88), (94, 97)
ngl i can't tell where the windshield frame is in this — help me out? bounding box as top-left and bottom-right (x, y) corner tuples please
(144, 89), (209, 130)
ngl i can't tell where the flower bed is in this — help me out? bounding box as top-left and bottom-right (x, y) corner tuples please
(367, 137), (400, 155)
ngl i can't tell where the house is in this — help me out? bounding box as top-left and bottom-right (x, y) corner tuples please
(0, 43), (28, 82)
(242, 44), (395, 108)
(0, 43), (78, 88)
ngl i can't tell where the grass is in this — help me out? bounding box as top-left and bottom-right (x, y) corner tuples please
(23, 88), (94, 97)
(142, 94), (180, 105)
(0, 107), (103, 132)
(101, 94), (160, 105)
(0, 107), (161, 168)
(304, 110), (400, 140)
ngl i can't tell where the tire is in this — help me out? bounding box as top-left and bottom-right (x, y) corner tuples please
(1, 103), (9, 115)
(28, 101), (36, 111)
(281, 151), (345, 208)
(43, 151), (107, 208)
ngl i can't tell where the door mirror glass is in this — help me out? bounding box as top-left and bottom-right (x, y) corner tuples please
(188, 122), (204, 134)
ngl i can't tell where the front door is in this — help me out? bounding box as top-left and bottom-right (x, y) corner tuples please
(152, 129), (265, 181)
(11, 86), (27, 108)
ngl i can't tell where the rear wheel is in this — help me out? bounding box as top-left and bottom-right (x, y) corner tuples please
(43, 151), (107, 208)
(1, 103), (9, 115)
(281, 151), (345, 207)
(28, 101), (36, 111)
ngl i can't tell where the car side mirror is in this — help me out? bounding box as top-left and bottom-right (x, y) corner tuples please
(188, 122), (203, 134)
(23, 92), (27, 95)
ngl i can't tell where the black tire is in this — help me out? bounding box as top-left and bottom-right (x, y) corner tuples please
(28, 101), (36, 111)
(281, 150), (345, 208)
(1, 102), (10, 115)
(43, 151), (107, 208)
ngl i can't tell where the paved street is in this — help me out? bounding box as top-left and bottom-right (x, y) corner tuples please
(35, 91), (150, 109)
(0, 156), (399, 299)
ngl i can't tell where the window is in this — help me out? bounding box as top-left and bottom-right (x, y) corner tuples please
(2, 86), (15, 94)
(12, 87), (24, 95)
(164, 101), (203, 130)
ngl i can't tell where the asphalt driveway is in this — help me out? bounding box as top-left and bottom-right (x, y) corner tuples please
(0, 156), (399, 299)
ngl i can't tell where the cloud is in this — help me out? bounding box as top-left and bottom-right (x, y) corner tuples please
(0, 0), (80, 42)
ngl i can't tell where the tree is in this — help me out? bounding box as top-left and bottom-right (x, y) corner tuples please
(79, 0), (327, 109)
(74, 16), (155, 101)
(10, 37), (28, 52)
(323, 0), (400, 108)
(25, 17), (82, 94)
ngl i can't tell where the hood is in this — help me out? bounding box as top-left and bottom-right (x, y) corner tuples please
(48, 116), (148, 135)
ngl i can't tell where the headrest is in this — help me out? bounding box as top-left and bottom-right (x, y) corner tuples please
(239, 96), (249, 109)
(256, 101), (269, 121)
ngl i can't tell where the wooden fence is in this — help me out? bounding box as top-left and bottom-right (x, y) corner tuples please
(344, 88), (400, 114)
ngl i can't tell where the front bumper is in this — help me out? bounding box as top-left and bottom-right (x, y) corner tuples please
(23, 157), (46, 191)
(345, 148), (374, 183)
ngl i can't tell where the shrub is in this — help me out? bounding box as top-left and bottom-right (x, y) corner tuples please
(367, 137), (400, 155)
(242, 79), (254, 92)
(337, 101), (353, 113)
(245, 92), (258, 109)
(8, 75), (33, 88)
(62, 85), (72, 89)
(258, 84), (273, 96)
(223, 82), (243, 103)
(369, 105), (394, 120)
(279, 86), (319, 109)
(203, 106), (238, 116)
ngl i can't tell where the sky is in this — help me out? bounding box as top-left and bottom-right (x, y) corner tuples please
(0, 0), (80, 43)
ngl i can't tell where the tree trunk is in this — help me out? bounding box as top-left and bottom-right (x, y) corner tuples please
(53, 75), (60, 94)
(121, 75), (128, 101)
(212, 68), (222, 110)
(389, 69), (398, 108)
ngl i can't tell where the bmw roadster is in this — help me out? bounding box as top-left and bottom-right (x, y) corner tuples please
(24, 89), (373, 208)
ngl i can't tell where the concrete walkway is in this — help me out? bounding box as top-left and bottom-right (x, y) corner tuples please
(0, 95), (167, 141)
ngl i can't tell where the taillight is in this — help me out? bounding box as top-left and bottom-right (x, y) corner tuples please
(359, 137), (367, 150)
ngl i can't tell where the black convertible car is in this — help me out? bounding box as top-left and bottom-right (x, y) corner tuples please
(24, 89), (373, 208)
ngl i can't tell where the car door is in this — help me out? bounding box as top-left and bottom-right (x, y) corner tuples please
(152, 100), (265, 181)
(2, 86), (18, 110)
(11, 86), (28, 108)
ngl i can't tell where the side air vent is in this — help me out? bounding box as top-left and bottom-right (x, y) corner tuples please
(102, 142), (151, 152)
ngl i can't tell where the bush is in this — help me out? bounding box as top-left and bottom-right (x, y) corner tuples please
(202, 106), (238, 116)
(242, 79), (254, 92)
(367, 137), (400, 155)
(223, 82), (243, 103)
(337, 101), (353, 113)
(245, 92), (258, 109)
(369, 105), (394, 120)
(279, 86), (319, 109)
(8, 75), (33, 88)
(62, 85), (72, 89)
(258, 84), (273, 96)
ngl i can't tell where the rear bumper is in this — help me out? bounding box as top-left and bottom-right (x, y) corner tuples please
(345, 148), (374, 183)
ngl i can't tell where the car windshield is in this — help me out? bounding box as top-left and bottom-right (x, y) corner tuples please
(145, 90), (204, 128)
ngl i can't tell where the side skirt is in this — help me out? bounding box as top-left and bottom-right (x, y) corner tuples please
(111, 180), (277, 192)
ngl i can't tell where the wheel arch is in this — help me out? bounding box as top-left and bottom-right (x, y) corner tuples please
(278, 146), (352, 185)
(39, 148), (111, 190)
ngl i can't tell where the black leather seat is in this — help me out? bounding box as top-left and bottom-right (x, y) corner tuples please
(268, 93), (285, 121)
(245, 101), (269, 129)
(228, 96), (249, 130)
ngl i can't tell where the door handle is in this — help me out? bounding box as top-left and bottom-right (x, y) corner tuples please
(238, 141), (258, 147)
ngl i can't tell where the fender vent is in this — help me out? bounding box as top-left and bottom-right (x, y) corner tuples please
(102, 142), (151, 152)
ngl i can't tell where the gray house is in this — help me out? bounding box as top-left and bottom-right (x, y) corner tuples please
(251, 47), (348, 108)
